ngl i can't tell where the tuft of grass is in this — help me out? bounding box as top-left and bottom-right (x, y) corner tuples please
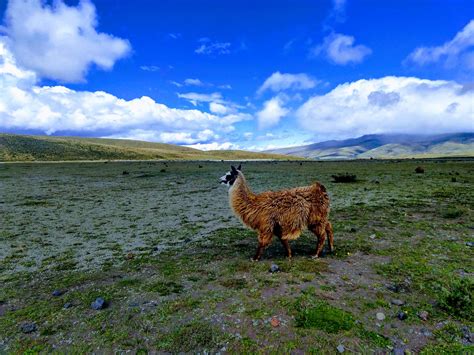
(156, 321), (225, 352)
(438, 278), (473, 320)
(441, 206), (464, 219)
(295, 299), (355, 333)
(144, 280), (183, 295)
(220, 278), (248, 289)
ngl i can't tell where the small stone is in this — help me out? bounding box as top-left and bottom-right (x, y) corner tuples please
(391, 299), (405, 306)
(52, 290), (64, 297)
(376, 312), (386, 321)
(63, 302), (73, 309)
(461, 326), (473, 342)
(421, 328), (432, 337)
(397, 311), (408, 320)
(337, 344), (345, 353)
(270, 316), (280, 327)
(466, 242), (474, 247)
(418, 311), (429, 321)
(269, 264), (280, 273)
(369, 234), (376, 239)
(20, 322), (37, 334)
(91, 297), (107, 310)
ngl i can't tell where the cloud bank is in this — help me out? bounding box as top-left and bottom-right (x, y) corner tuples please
(297, 76), (474, 140)
(3, 0), (131, 83)
(0, 39), (249, 147)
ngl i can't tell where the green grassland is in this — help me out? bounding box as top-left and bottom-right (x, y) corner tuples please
(0, 159), (473, 353)
(0, 134), (295, 161)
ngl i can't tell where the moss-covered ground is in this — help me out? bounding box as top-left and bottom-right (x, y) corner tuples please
(0, 159), (473, 353)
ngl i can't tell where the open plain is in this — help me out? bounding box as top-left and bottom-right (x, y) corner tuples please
(0, 159), (473, 353)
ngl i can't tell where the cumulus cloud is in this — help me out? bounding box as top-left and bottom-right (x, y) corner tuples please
(257, 96), (289, 129)
(257, 72), (317, 95)
(406, 20), (474, 69)
(0, 39), (249, 145)
(296, 76), (474, 140)
(3, 0), (131, 83)
(312, 33), (372, 65)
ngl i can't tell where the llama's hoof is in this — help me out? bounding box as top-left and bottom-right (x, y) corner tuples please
(250, 257), (259, 262)
(310, 254), (320, 259)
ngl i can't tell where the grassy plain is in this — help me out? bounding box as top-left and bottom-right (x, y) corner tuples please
(0, 159), (473, 353)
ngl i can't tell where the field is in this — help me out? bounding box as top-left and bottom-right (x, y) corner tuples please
(0, 159), (473, 353)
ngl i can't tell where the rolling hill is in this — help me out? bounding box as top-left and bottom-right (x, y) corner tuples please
(267, 133), (474, 160)
(0, 134), (296, 162)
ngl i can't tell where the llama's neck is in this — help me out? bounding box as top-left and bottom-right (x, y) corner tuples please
(229, 173), (256, 224)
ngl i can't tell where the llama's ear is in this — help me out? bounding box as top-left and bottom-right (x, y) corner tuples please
(231, 165), (237, 173)
(237, 164), (241, 171)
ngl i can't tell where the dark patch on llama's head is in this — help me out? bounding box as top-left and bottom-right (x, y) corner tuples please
(219, 164), (241, 186)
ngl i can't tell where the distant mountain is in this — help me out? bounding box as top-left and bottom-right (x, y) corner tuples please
(0, 134), (297, 162)
(267, 133), (474, 160)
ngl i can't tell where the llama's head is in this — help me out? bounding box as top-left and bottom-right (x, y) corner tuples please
(219, 164), (241, 186)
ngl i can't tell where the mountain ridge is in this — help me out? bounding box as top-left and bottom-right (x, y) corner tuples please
(0, 134), (298, 162)
(267, 133), (474, 160)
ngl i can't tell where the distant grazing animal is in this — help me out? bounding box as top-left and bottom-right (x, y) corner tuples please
(220, 165), (334, 261)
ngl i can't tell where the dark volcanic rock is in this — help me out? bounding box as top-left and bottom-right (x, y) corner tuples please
(91, 297), (107, 310)
(397, 311), (408, 320)
(391, 299), (405, 306)
(20, 322), (37, 334)
(52, 289), (64, 297)
(269, 264), (280, 273)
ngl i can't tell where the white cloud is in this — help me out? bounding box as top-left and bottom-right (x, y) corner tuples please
(3, 0), (131, 83)
(296, 76), (474, 140)
(209, 102), (230, 115)
(257, 96), (289, 129)
(186, 142), (239, 151)
(177, 92), (223, 106)
(140, 65), (160, 72)
(0, 39), (249, 144)
(170, 80), (183, 87)
(218, 84), (232, 89)
(312, 33), (371, 65)
(406, 20), (474, 69)
(184, 78), (205, 86)
(257, 72), (317, 95)
(195, 40), (231, 55)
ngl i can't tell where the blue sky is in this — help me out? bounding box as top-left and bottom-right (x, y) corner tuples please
(0, 0), (473, 150)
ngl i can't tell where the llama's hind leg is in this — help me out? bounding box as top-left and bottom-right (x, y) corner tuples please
(252, 232), (273, 261)
(326, 222), (334, 253)
(309, 223), (326, 258)
(279, 238), (292, 258)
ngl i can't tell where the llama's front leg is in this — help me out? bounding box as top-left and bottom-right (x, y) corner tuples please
(252, 233), (272, 261)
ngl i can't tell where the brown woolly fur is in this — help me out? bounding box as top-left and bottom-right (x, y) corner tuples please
(228, 170), (334, 261)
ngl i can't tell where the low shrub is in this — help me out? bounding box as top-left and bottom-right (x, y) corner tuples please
(331, 173), (357, 183)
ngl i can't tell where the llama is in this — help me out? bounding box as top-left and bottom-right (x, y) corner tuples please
(220, 164), (334, 261)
